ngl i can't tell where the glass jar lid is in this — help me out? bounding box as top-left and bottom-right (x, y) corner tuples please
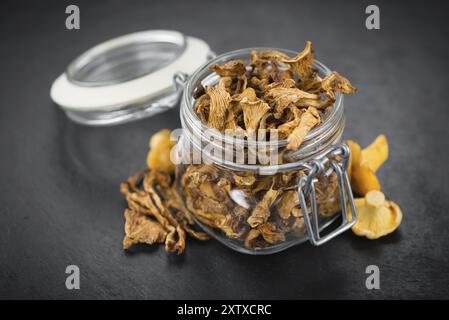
(50, 30), (211, 125)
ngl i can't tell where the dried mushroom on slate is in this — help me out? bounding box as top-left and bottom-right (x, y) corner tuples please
(349, 190), (402, 239)
(123, 209), (167, 249)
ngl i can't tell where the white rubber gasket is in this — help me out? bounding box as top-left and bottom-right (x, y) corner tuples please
(50, 32), (210, 112)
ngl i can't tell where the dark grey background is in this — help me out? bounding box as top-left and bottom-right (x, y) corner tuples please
(1, 0), (448, 299)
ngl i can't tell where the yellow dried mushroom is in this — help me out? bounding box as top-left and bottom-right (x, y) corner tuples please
(146, 129), (176, 174)
(347, 134), (388, 196)
(123, 209), (167, 249)
(122, 130), (210, 254)
(350, 190), (402, 239)
(361, 134), (389, 172)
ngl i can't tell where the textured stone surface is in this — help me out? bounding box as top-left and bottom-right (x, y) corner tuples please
(0, 0), (448, 299)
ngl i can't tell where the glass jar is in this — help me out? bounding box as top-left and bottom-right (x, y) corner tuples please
(175, 48), (357, 254)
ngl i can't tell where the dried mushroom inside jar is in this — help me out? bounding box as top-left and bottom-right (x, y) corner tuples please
(121, 130), (210, 254)
(179, 162), (341, 249)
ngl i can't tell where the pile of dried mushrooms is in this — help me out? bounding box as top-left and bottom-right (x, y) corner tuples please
(194, 41), (356, 150)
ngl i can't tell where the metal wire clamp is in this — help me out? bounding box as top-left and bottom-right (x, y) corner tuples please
(297, 143), (357, 246)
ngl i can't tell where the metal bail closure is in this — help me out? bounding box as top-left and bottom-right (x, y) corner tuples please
(297, 143), (357, 246)
(50, 30), (211, 126)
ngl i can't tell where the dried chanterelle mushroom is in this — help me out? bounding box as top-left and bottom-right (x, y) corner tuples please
(121, 130), (209, 254)
(349, 190), (403, 239)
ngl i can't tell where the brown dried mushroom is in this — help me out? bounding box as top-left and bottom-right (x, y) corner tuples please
(281, 40), (314, 79)
(206, 84), (231, 131)
(287, 107), (320, 150)
(241, 98), (271, 131)
(194, 41), (356, 152)
(123, 209), (167, 249)
(121, 168), (211, 254)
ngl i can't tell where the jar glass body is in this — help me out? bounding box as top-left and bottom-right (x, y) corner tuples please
(176, 48), (348, 254)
